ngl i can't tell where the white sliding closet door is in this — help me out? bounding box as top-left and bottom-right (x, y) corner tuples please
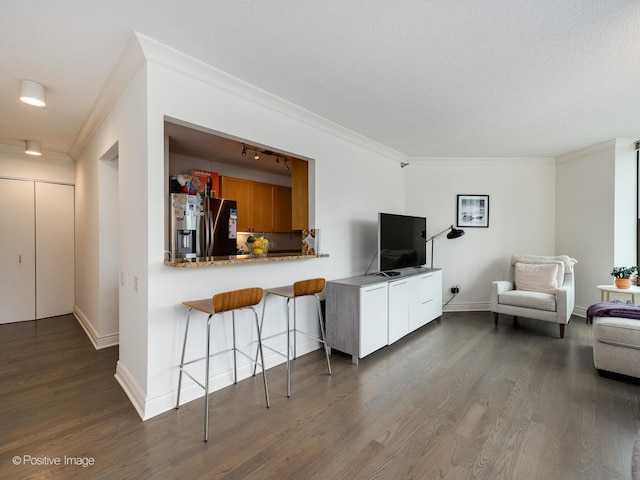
(35, 182), (74, 319)
(0, 179), (36, 323)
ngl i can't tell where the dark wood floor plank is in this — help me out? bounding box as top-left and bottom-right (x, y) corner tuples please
(1, 312), (639, 479)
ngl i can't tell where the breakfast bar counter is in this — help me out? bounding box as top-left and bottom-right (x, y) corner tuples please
(165, 252), (329, 268)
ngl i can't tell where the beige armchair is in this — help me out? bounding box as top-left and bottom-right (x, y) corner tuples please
(491, 254), (577, 338)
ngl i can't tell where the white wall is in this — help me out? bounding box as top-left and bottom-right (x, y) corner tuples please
(75, 64), (150, 380)
(614, 138), (638, 265)
(141, 61), (405, 418)
(557, 139), (637, 313)
(406, 158), (556, 310)
(77, 36), (407, 420)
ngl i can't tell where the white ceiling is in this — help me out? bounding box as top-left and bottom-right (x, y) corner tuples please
(2, 1), (640, 160)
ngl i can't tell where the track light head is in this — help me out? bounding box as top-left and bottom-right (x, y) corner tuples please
(241, 144), (247, 156)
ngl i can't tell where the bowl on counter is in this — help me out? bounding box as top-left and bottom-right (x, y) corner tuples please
(246, 237), (269, 257)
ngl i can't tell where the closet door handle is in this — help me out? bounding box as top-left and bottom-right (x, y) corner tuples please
(18, 255), (22, 264)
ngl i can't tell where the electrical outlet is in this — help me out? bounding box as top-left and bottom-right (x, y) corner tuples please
(451, 285), (460, 294)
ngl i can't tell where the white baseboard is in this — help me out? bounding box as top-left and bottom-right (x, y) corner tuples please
(441, 301), (588, 319)
(572, 306), (587, 318)
(443, 301), (490, 312)
(73, 306), (119, 349)
(115, 360), (147, 420)
(142, 337), (320, 421)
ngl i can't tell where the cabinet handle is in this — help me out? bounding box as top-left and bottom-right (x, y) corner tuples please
(391, 281), (407, 287)
(422, 298), (434, 305)
(365, 285), (386, 293)
(421, 274), (433, 279)
(19, 255), (22, 264)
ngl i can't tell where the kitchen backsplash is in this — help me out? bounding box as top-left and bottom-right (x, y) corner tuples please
(236, 232), (302, 254)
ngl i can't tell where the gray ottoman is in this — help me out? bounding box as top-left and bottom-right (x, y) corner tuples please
(592, 316), (640, 378)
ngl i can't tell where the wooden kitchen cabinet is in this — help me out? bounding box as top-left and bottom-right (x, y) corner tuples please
(250, 182), (274, 232)
(220, 176), (276, 232)
(291, 158), (308, 230)
(274, 186), (292, 232)
(220, 176), (251, 231)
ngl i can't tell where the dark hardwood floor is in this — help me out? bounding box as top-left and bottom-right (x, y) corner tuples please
(1, 312), (639, 479)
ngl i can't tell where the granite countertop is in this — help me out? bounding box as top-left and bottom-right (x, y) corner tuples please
(165, 252), (329, 267)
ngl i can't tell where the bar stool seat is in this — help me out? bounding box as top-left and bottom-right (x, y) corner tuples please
(176, 287), (269, 442)
(258, 278), (331, 397)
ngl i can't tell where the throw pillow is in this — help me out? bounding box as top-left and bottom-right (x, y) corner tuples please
(515, 262), (559, 294)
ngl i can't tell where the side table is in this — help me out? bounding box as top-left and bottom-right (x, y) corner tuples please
(596, 284), (640, 304)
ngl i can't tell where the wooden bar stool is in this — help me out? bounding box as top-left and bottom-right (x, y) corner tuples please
(257, 278), (331, 397)
(176, 287), (270, 442)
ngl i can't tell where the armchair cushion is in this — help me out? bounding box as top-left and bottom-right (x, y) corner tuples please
(498, 290), (557, 312)
(514, 262), (559, 294)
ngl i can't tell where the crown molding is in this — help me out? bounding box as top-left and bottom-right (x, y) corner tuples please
(135, 33), (407, 163)
(69, 33), (146, 160)
(407, 156), (555, 166)
(70, 32), (407, 164)
(555, 139), (617, 164)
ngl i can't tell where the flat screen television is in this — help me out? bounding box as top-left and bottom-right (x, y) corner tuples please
(378, 212), (427, 272)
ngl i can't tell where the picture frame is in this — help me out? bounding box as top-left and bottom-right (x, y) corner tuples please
(457, 194), (489, 228)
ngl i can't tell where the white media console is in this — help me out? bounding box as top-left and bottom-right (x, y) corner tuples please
(326, 267), (443, 364)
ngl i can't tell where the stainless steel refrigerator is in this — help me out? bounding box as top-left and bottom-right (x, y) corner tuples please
(200, 196), (238, 257)
(169, 194), (237, 258)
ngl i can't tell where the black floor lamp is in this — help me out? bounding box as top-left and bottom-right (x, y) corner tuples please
(423, 225), (465, 268)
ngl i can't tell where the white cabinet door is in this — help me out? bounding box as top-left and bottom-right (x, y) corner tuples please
(409, 270), (443, 331)
(388, 279), (409, 344)
(0, 179), (36, 323)
(36, 183), (74, 318)
(359, 284), (388, 358)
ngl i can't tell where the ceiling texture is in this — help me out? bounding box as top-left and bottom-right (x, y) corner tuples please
(2, 0), (640, 161)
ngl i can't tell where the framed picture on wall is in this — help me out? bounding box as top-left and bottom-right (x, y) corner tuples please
(457, 194), (489, 228)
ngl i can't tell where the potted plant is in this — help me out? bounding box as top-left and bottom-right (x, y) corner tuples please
(611, 266), (638, 289)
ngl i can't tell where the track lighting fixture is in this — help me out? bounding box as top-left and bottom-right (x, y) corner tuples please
(25, 140), (42, 155)
(20, 80), (46, 107)
(241, 143), (294, 171)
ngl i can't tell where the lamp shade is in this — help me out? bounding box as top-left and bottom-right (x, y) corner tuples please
(25, 140), (42, 156)
(446, 228), (465, 239)
(20, 80), (46, 107)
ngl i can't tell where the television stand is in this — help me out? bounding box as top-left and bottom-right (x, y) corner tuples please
(378, 271), (400, 277)
(327, 267), (443, 364)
